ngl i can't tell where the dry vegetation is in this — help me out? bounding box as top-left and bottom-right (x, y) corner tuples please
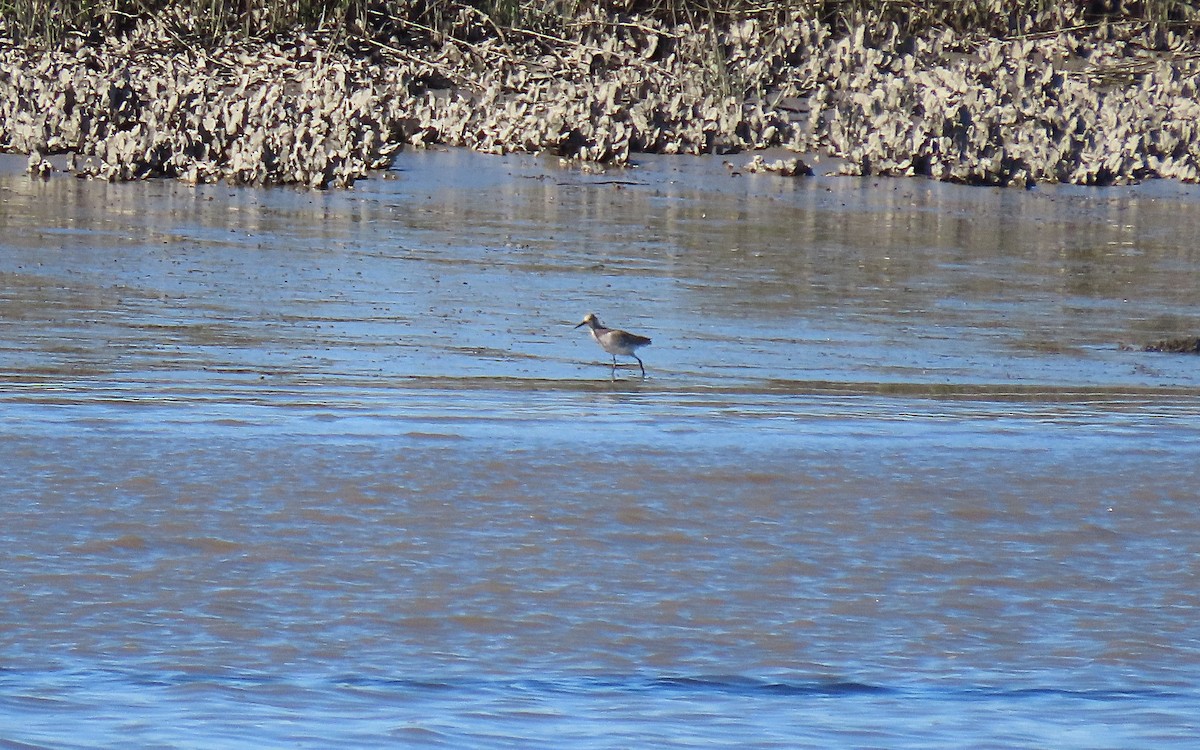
(5, 1), (1200, 186)
(4, 1), (1198, 49)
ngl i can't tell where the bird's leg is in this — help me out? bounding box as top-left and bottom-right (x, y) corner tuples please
(634, 355), (645, 377)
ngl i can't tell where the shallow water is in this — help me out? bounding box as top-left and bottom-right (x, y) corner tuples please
(2, 151), (1200, 748)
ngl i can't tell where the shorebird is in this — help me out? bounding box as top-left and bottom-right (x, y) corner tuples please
(575, 313), (652, 377)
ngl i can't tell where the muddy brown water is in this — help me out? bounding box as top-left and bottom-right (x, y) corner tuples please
(2, 151), (1200, 747)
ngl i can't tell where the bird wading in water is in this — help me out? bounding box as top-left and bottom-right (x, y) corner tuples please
(574, 313), (652, 377)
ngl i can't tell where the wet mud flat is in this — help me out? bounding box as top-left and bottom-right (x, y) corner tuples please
(6, 7), (1200, 188)
(5, 146), (1200, 387)
(3, 150), (1200, 747)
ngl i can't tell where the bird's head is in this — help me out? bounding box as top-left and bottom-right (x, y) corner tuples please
(574, 313), (599, 329)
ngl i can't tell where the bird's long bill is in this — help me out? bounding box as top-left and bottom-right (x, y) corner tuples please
(573, 320), (587, 328)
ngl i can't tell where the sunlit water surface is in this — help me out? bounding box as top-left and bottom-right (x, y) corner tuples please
(2, 151), (1200, 747)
